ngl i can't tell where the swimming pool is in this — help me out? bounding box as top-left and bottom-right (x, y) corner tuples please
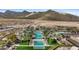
(33, 31), (45, 49)
(34, 31), (43, 39)
(34, 41), (45, 49)
(34, 41), (44, 45)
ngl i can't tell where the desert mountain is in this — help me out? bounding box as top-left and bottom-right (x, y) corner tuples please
(0, 10), (30, 18)
(25, 10), (79, 21)
(0, 10), (79, 21)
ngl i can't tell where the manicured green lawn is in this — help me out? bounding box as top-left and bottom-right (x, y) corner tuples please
(16, 46), (33, 50)
(16, 45), (51, 50)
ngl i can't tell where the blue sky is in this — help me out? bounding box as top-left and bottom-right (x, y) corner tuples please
(0, 9), (79, 16)
(54, 9), (79, 16)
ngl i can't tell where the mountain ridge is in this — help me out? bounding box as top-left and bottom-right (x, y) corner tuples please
(0, 10), (79, 21)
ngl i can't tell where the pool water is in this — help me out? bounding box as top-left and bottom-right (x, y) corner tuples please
(33, 31), (45, 49)
(34, 41), (45, 49)
(34, 31), (43, 39)
(34, 41), (44, 45)
(34, 45), (45, 49)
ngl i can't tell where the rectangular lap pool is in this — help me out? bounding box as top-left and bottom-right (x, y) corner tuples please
(34, 41), (44, 45)
(34, 41), (45, 49)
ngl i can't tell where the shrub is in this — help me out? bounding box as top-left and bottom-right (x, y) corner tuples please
(47, 38), (57, 45)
